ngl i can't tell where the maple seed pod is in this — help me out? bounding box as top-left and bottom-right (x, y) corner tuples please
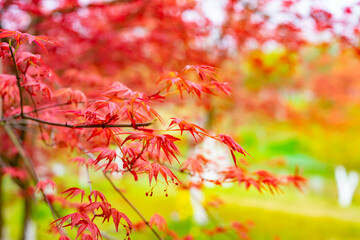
(150, 191), (153, 197)
(145, 192), (149, 196)
(166, 193), (168, 197)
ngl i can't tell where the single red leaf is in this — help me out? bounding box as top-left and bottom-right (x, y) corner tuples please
(149, 213), (167, 231)
(89, 190), (108, 203)
(111, 208), (133, 234)
(62, 187), (87, 202)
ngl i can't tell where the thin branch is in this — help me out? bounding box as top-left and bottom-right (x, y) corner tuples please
(85, 166), (93, 193)
(0, 115), (153, 128)
(0, 100), (94, 122)
(100, 231), (119, 240)
(26, 82), (53, 147)
(22, 115), (153, 128)
(8, 41), (24, 118)
(79, 147), (163, 240)
(19, 99), (98, 117)
(25, 101), (89, 114)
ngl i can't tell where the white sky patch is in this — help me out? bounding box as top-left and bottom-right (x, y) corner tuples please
(199, 0), (227, 26)
(198, 0), (360, 47)
(182, 10), (203, 23)
(41, 0), (60, 12)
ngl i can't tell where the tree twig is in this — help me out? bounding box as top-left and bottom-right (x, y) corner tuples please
(0, 115), (153, 129)
(22, 115), (153, 129)
(85, 166), (93, 193)
(8, 41), (24, 118)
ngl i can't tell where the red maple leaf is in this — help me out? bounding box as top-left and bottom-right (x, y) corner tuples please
(89, 190), (108, 203)
(183, 65), (219, 82)
(168, 118), (212, 140)
(286, 167), (306, 191)
(110, 208), (133, 234)
(253, 170), (282, 194)
(149, 213), (167, 231)
(123, 132), (181, 163)
(92, 148), (117, 166)
(0, 29), (61, 52)
(133, 160), (180, 186)
(52, 212), (101, 240)
(181, 154), (210, 175)
(215, 134), (249, 166)
(1, 167), (28, 180)
(62, 187), (87, 202)
(36, 179), (56, 193)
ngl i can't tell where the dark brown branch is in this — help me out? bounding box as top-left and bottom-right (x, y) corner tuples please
(21, 192), (32, 240)
(0, 115), (153, 129)
(8, 41), (24, 118)
(26, 81), (53, 147)
(24, 100), (91, 114)
(22, 115), (152, 128)
(17, 99), (99, 118)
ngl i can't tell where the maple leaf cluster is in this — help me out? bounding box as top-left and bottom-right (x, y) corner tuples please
(54, 188), (133, 239)
(0, 28), (307, 240)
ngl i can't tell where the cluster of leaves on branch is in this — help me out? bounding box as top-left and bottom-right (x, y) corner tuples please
(54, 188), (133, 240)
(2, 0), (358, 128)
(0, 28), (305, 240)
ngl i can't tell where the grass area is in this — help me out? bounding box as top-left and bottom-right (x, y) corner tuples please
(3, 168), (360, 239)
(96, 174), (360, 239)
(3, 127), (360, 240)
(220, 204), (360, 240)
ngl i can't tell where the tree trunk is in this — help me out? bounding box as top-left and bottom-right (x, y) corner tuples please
(20, 187), (31, 240)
